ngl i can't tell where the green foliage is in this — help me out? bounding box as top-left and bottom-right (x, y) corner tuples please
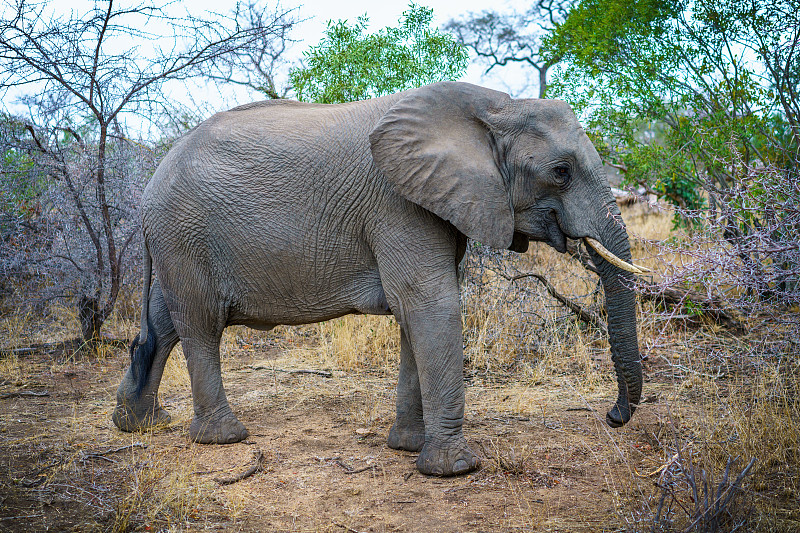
(544, 0), (800, 226)
(290, 3), (468, 103)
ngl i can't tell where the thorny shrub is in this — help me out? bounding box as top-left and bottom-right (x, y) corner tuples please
(643, 158), (800, 320)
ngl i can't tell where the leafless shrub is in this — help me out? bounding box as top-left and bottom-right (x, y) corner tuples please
(0, 0), (297, 343)
(684, 181), (793, 299)
(646, 450), (756, 533)
(0, 113), (160, 340)
(632, 153), (800, 359)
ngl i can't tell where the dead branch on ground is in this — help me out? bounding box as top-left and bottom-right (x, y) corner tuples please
(214, 449), (264, 485)
(0, 390), (49, 399)
(637, 284), (746, 332)
(248, 365), (332, 378)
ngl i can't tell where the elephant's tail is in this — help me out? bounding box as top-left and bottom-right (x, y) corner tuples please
(130, 242), (155, 397)
(138, 242), (152, 344)
(129, 321), (156, 397)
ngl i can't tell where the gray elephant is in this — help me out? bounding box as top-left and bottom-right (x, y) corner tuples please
(113, 82), (644, 476)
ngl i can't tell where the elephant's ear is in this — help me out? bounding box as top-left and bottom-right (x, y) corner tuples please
(369, 82), (514, 249)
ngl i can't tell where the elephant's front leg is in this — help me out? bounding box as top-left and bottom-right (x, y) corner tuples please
(404, 306), (480, 476)
(388, 328), (425, 452)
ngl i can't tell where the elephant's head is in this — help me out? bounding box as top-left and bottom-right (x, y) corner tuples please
(369, 81), (642, 427)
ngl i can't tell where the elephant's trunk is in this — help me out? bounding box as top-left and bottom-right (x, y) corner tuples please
(587, 202), (643, 427)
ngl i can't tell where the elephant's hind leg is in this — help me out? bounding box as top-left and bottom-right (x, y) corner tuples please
(388, 328), (425, 452)
(181, 330), (249, 444)
(167, 294), (248, 444)
(113, 279), (178, 432)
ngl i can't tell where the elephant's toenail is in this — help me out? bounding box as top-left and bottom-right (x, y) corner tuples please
(227, 433), (237, 442)
(430, 467), (443, 476)
(453, 459), (469, 473)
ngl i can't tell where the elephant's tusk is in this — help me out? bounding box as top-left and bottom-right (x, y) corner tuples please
(584, 238), (650, 274)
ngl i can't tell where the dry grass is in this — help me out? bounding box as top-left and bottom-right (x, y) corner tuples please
(315, 315), (399, 372)
(106, 444), (221, 532)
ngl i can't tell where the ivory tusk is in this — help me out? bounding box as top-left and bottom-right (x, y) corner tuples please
(584, 237), (648, 274)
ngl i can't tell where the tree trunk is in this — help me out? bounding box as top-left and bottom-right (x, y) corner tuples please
(78, 295), (104, 344)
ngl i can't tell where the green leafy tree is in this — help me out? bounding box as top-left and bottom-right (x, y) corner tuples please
(544, 0), (799, 222)
(544, 0), (800, 305)
(290, 4), (468, 103)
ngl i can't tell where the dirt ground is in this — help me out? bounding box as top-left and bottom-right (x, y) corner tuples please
(0, 334), (678, 533)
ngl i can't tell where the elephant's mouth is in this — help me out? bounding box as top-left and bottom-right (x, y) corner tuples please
(513, 208), (567, 253)
(508, 232), (530, 253)
(539, 209), (567, 253)
(546, 217), (567, 253)
(520, 211), (645, 273)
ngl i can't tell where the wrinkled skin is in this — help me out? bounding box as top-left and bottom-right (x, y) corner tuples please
(113, 82), (642, 476)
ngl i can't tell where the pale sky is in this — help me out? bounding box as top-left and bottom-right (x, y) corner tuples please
(3, 0), (536, 131)
(192, 0), (534, 105)
(286, 0), (533, 95)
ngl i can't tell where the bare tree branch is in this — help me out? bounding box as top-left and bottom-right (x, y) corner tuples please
(0, 0), (297, 341)
(444, 1), (573, 98)
(506, 271), (608, 334)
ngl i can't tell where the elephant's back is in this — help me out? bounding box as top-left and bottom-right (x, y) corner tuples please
(144, 94), (403, 209)
(140, 93), (408, 295)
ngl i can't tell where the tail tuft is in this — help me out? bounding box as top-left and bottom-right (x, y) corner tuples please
(129, 321), (157, 397)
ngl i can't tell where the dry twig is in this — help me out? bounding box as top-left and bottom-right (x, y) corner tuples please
(80, 442), (148, 463)
(0, 390), (49, 399)
(333, 522), (364, 533)
(214, 449), (265, 485)
(333, 459), (375, 475)
(248, 365), (332, 378)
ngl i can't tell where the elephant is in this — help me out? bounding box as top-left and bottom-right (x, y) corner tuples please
(112, 81), (644, 477)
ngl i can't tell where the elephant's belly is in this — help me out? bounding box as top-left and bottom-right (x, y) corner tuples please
(228, 270), (391, 327)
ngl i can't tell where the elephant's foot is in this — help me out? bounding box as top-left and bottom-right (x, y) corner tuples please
(416, 436), (481, 476)
(112, 398), (171, 432)
(387, 420), (425, 452)
(189, 410), (249, 444)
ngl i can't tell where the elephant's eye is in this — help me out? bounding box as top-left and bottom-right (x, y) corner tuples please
(554, 165), (571, 184)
